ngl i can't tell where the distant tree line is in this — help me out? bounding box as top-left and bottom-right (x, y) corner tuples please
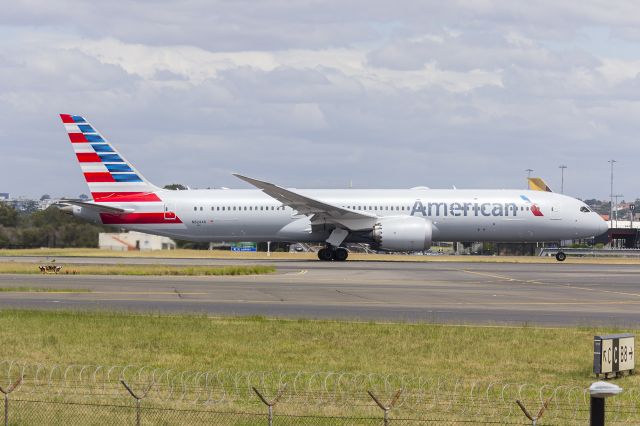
(0, 202), (110, 249)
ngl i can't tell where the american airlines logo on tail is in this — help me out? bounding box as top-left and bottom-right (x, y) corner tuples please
(60, 114), (183, 225)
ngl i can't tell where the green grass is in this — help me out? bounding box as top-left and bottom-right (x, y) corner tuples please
(0, 287), (90, 293)
(1, 311), (637, 424)
(0, 263), (275, 276)
(0, 310), (636, 387)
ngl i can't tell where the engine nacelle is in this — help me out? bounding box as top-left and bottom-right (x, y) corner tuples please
(372, 216), (432, 251)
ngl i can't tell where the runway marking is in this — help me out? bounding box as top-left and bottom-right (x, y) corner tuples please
(287, 269), (308, 276)
(459, 268), (640, 300)
(460, 270), (522, 282)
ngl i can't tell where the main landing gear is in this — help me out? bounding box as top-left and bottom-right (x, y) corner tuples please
(317, 246), (349, 261)
(555, 251), (567, 262)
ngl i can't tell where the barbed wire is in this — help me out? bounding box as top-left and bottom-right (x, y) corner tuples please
(0, 360), (638, 422)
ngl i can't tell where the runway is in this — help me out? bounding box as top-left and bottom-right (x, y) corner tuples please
(0, 257), (639, 326)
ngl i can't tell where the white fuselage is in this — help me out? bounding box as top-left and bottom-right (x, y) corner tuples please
(76, 188), (608, 244)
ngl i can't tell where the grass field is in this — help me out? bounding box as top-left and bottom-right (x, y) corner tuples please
(2, 247), (640, 264)
(0, 310), (636, 388)
(0, 262), (275, 276)
(1, 310), (637, 424)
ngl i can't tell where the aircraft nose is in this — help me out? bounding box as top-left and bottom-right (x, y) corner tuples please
(597, 217), (608, 235)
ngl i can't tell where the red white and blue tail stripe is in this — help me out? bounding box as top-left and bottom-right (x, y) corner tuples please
(60, 114), (183, 226)
(60, 114), (160, 202)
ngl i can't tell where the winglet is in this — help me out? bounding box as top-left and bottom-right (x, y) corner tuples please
(232, 173), (272, 190)
(528, 177), (553, 192)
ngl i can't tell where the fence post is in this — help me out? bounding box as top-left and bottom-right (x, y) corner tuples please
(516, 397), (552, 426)
(252, 385), (287, 426)
(0, 378), (22, 426)
(368, 389), (402, 426)
(121, 380), (153, 426)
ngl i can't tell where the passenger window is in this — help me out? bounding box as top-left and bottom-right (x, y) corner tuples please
(193, 207), (197, 211)
(222, 207), (225, 211)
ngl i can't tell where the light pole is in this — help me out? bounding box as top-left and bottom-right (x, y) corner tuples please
(608, 160), (616, 231)
(559, 165), (567, 194)
(613, 194), (624, 230)
(525, 169), (534, 189)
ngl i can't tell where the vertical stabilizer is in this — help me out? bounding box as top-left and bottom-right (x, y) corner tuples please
(59, 114), (161, 203)
(528, 177), (553, 192)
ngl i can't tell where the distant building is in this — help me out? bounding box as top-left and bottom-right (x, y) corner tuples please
(99, 231), (176, 251)
(0, 193), (8, 201)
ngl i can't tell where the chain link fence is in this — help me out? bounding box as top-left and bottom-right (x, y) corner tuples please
(0, 399), (532, 425)
(0, 360), (637, 425)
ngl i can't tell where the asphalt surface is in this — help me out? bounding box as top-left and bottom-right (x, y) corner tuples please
(0, 256), (639, 326)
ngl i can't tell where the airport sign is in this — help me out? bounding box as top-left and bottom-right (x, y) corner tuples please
(594, 334), (635, 377)
(231, 242), (257, 252)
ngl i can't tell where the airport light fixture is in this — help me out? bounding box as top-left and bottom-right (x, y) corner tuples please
(589, 381), (623, 426)
(608, 160), (616, 231)
(559, 165), (567, 194)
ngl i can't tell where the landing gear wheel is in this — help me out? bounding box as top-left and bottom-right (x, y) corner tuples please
(555, 251), (566, 262)
(334, 247), (349, 262)
(318, 248), (334, 261)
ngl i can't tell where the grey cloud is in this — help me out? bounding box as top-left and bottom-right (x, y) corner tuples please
(367, 31), (599, 72)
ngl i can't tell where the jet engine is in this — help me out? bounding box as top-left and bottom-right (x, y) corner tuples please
(372, 216), (432, 251)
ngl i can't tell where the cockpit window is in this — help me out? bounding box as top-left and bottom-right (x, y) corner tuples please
(580, 206), (591, 213)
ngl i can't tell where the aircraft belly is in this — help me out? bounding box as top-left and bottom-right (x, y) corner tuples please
(434, 217), (563, 242)
(181, 214), (303, 242)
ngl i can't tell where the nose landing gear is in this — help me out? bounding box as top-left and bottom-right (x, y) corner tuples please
(317, 246), (349, 261)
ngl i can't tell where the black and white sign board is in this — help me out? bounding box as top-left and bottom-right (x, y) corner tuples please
(594, 334), (635, 378)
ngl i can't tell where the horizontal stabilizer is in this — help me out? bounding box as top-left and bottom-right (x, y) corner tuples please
(58, 199), (132, 214)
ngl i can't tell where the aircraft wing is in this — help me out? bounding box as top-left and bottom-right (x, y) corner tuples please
(58, 199), (131, 214)
(232, 174), (377, 231)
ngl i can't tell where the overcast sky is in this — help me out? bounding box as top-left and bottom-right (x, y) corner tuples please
(1, 1), (639, 200)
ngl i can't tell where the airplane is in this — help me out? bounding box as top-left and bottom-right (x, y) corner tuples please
(57, 114), (608, 262)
